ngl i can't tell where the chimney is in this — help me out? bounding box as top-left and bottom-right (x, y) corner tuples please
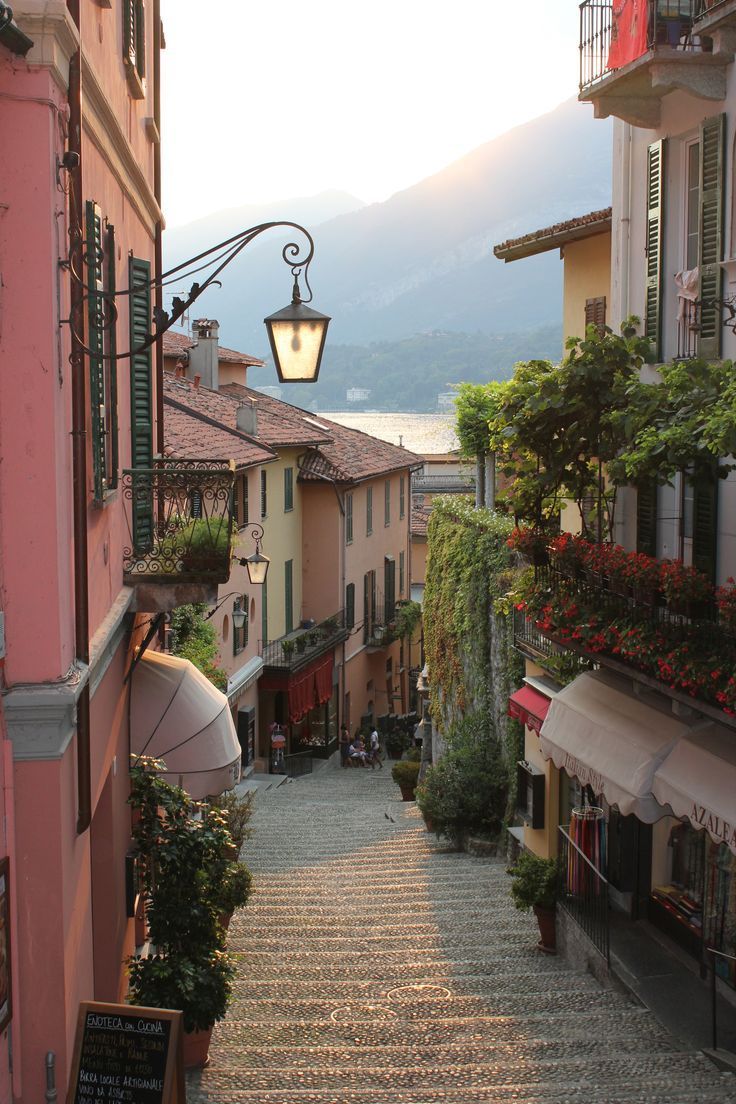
(193, 374), (201, 389)
(236, 400), (258, 436)
(186, 318), (220, 390)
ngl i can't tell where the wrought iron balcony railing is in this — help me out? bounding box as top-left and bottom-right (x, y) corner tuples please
(364, 596), (398, 648)
(694, 0), (734, 19)
(580, 0), (701, 90)
(122, 460), (235, 584)
(261, 610), (348, 670)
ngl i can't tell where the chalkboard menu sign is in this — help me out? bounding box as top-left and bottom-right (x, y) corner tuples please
(66, 1002), (184, 1104)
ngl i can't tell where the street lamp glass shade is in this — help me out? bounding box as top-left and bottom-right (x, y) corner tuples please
(231, 606), (247, 630)
(245, 549), (270, 586)
(264, 301), (330, 383)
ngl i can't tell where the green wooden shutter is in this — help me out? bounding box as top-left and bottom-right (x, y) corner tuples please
(261, 578), (268, 645)
(693, 463), (719, 583)
(105, 223), (118, 490)
(346, 493), (353, 543)
(645, 140), (665, 360)
(86, 201), (105, 503)
(367, 487), (373, 534)
(284, 467), (293, 511)
(135, 0), (146, 79)
(285, 559), (293, 635)
(346, 583), (355, 629)
(399, 550), (405, 597)
(384, 480), (390, 526)
(123, 0), (135, 64)
(384, 557), (396, 622)
(242, 476), (249, 525)
(636, 481), (658, 557)
(698, 114), (725, 360)
(129, 256), (153, 549)
(363, 573), (369, 644)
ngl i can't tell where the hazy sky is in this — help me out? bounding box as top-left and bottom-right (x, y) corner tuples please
(161, 1), (580, 228)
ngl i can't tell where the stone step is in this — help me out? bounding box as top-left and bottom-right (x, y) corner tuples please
(213, 1008), (671, 1049)
(225, 988), (633, 1021)
(200, 1036), (682, 1068)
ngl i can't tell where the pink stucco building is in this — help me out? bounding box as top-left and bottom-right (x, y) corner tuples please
(0, 4), (239, 1099)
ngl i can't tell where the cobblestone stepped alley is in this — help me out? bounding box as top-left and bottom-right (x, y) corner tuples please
(186, 766), (736, 1104)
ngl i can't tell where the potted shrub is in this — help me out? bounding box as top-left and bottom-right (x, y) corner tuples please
(211, 788), (255, 854)
(416, 737), (507, 846)
(214, 861), (253, 930)
(126, 759), (238, 1068)
(510, 851), (559, 953)
(281, 638), (296, 659)
(391, 759), (420, 801)
(385, 730), (409, 759)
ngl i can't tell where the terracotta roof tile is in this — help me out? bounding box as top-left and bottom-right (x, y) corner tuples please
(162, 329), (264, 367)
(494, 207), (612, 262)
(411, 501), (433, 538)
(297, 414), (423, 483)
(163, 375), (275, 467)
(220, 383), (334, 448)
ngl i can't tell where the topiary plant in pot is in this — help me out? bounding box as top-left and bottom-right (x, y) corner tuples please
(126, 759), (238, 1068)
(510, 851), (560, 953)
(391, 759), (420, 801)
(214, 861), (253, 929)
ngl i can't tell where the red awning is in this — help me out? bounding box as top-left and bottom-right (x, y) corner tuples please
(508, 686), (551, 736)
(261, 653), (334, 724)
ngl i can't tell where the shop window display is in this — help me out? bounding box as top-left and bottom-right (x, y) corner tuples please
(651, 821), (736, 986)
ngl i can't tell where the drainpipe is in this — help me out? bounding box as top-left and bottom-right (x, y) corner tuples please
(153, 0), (164, 456)
(67, 0), (92, 834)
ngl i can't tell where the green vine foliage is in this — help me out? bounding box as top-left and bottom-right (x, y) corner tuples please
(169, 603), (228, 691)
(424, 498), (523, 776)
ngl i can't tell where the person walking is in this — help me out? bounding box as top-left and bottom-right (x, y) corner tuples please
(369, 726), (383, 769)
(339, 723), (351, 768)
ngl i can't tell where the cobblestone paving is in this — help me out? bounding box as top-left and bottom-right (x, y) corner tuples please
(186, 764), (736, 1104)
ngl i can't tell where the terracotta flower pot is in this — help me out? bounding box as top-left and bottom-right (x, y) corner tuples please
(533, 904), (557, 954)
(399, 786), (416, 802)
(183, 1027), (213, 1070)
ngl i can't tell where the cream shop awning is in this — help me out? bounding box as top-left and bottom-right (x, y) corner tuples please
(652, 725), (736, 855)
(131, 651), (241, 800)
(539, 671), (694, 823)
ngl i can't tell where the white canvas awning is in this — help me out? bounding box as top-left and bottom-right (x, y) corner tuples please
(131, 650), (240, 799)
(539, 671), (690, 822)
(652, 725), (736, 854)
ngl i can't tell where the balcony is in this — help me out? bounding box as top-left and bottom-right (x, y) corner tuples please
(579, 0), (733, 127)
(519, 561), (736, 727)
(364, 597), (398, 650)
(695, 0), (736, 36)
(261, 611), (349, 672)
(122, 460), (235, 610)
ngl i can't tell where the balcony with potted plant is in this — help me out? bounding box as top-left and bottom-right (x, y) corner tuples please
(260, 610), (348, 673)
(579, 0), (733, 127)
(512, 527), (736, 725)
(122, 458), (236, 610)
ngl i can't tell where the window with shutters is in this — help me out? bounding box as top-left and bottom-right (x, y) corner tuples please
(284, 559), (293, 635)
(345, 582), (355, 629)
(284, 466), (294, 512)
(123, 0), (146, 98)
(399, 550), (405, 597)
(233, 473), (249, 529)
(345, 492), (353, 544)
(86, 201), (118, 503)
(363, 570), (375, 644)
(232, 597), (248, 656)
(399, 475), (405, 519)
(384, 479), (391, 526)
(366, 487), (373, 535)
(260, 470), (268, 518)
(129, 255), (153, 549)
(584, 296), (606, 336)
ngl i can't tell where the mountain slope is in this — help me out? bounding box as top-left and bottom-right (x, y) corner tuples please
(164, 98), (611, 353)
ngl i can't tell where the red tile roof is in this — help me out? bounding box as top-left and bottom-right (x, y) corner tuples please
(411, 501), (433, 538)
(493, 207), (612, 263)
(162, 329), (264, 367)
(298, 413), (423, 483)
(163, 375), (420, 483)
